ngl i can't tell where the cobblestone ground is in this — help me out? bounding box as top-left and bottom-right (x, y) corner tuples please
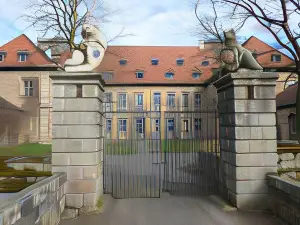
(60, 194), (284, 225)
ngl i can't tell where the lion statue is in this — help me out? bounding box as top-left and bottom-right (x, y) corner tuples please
(64, 24), (107, 72)
(220, 29), (263, 75)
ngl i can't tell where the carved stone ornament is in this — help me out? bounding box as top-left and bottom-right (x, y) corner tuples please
(64, 24), (107, 72)
(220, 29), (263, 73)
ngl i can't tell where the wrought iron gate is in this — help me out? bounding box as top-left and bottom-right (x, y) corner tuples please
(103, 103), (219, 198)
(103, 109), (162, 198)
(162, 109), (220, 196)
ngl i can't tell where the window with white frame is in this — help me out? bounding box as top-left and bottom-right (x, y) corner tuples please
(167, 93), (175, 107)
(167, 119), (174, 131)
(0, 54), (4, 62)
(289, 113), (296, 135)
(182, 93), (189, 108)
(195, 118), (201, 131)
(195, 93), (201, 109)
(19, 53), (27, 62)
(153, 93), (161, 111)
(102, 72), (113, 81)
(106, 119), (112, 133)
(194, 118), (201, 137)
(135, 93), (143, 108)
(118, 119), (127, 138)
(136, 71), (144, 79)
(183, 120), (189, 132)
(271, 54), (281, 62)
(104, 92), (113, 112)
(118, 93), (127, 111)
(24, 80), (34, 96)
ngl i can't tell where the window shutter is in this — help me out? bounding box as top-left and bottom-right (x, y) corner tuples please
(33, 79), (39, 97)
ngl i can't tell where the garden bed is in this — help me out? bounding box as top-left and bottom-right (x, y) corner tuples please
(0, 143), (52, 193)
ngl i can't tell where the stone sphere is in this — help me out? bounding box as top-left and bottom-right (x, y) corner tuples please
(220, 49), (235, 64)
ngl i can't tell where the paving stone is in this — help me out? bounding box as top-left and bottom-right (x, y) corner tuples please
(60, 208), (78, 220)
(66, 194), (83, 208)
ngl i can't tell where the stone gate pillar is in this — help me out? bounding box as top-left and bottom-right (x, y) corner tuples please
(214, 69), (278, 210)
(50, 72), (105, 217)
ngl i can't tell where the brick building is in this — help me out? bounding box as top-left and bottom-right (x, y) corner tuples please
(276, 83), (297, 140)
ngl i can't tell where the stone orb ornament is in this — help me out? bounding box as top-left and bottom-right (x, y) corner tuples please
(220, 49), (236, 65)
(93, 49), (101, 58)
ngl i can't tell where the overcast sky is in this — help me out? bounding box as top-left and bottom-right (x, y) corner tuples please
(0, 0), (296, 56)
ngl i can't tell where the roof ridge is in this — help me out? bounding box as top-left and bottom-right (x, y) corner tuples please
(0, 34), (27, 49)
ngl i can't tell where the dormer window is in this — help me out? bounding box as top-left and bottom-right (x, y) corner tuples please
(0, 51), (6, 62)
(271, 54), (281, 62)
(151, 58), (159, 65)
(136, 71), (144, 79)
(102, 72), (114, 81)
(18, 51), (29, 62)
(192, 72), (201, 79)
(19, 54), (27, 62)
(201, 60), (209, 66)
(165, 72), (174, 79)
(120, 59), (127, 65)
(176, 58), (184, 66)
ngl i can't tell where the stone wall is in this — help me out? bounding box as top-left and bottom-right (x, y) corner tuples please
(278, 152), (300, 170)
(50, 72), (105, 217)
(214, 69), (278, 210)
(268, 175), (300, 225)
(0, 172), (67, 225)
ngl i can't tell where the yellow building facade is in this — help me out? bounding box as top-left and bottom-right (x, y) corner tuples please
(104, 85), (217, 140)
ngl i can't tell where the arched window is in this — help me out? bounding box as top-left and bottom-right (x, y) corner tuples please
(288, 113), (296, 135)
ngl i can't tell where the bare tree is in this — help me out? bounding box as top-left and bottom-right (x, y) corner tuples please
(215, 0), (300, 140)
(194, 0), (249, 43)
(22, 0), (128, 51)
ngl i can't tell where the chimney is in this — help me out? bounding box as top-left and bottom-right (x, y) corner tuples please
(37, 37), (69, 62)
(199, 40), (205, 50)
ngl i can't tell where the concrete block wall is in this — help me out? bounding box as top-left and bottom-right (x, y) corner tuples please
(0, 173), (67, 225)
(214, 69), (278, 210)
(268, 175), (300, 225)
(50, 72), (105, 216)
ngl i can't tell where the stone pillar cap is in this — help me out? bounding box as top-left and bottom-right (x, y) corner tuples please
(213, 69), (278, 90)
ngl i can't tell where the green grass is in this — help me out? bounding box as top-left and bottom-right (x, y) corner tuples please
(162, 139), (218, 153)
(104, 139), (219, 154)
(105, 140), (138, 155)
(0, 143), (51, 157)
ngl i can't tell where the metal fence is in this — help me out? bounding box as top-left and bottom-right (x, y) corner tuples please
(103, 102), (219, 198)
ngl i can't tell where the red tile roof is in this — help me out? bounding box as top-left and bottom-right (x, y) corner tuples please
(276, 83), (298, 108)
(94, 46), (219, 84)
(61, 37), (293, 85)
(0, 35), (56, 67)
(242, 36), (294, 68)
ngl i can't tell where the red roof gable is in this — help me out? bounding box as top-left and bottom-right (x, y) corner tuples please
(242, 36), (294, 68)
(0, 34), (56, 67)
